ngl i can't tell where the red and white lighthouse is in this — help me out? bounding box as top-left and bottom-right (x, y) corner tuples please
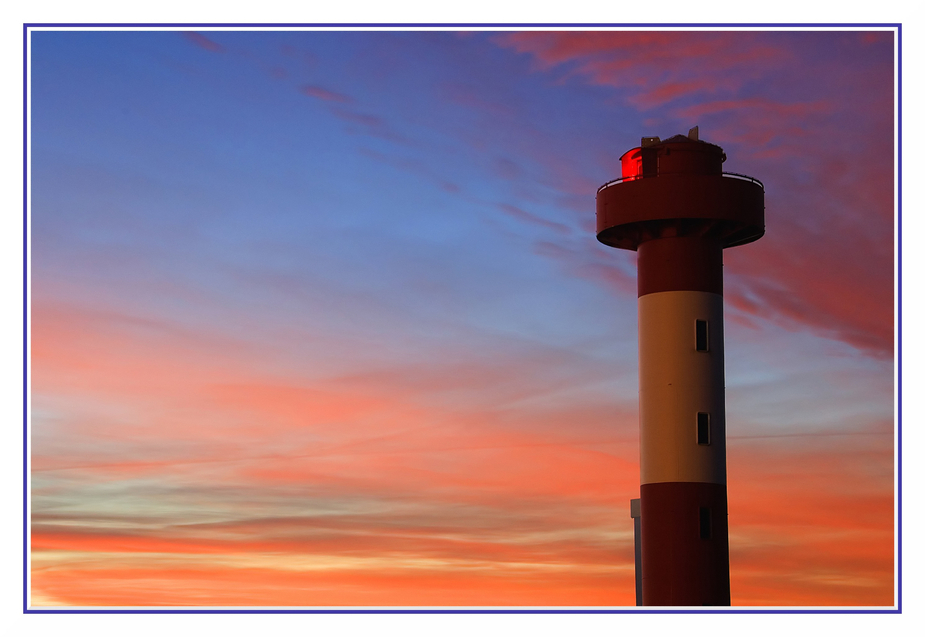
(597, 128), (764, 606)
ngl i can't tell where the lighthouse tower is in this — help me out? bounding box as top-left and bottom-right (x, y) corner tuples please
(597, 128), (764, 606)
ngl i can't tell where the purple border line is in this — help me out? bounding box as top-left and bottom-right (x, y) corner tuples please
(895, 22), (903, 616)
(22, 22), (903, 615)
(22, 21), (29, 618)
(23, 22), (901, 28)
(17, 608), (903, 614)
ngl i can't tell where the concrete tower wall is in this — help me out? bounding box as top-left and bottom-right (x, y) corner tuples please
(638, 290), (726, 486)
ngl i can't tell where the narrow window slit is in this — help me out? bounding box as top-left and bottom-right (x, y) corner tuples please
(697, 412), (711, 445)
(695, 319), (709, 352)
(699, 507), (712, 539)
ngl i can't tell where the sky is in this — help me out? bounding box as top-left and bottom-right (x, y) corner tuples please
(27, 28), (896, 608)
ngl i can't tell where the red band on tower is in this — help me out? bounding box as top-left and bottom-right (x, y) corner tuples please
(637, 236), (723, 298)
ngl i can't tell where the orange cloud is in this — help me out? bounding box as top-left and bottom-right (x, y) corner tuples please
(726, 435), (894, 605)
(31, 289), (892, 607)
(31, 561), (634, 607)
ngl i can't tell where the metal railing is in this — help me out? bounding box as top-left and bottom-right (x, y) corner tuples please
(597, 171), (765, 194)
(596, 175), (633, 192)
(721, 171), (765, 190)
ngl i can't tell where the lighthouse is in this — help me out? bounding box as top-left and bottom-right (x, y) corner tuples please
(597, 128), (764, 606)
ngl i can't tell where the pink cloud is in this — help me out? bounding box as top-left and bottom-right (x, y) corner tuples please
(722, 195), (893, 357)
(495, 31), (793, 110)
(182, 32), (224, 54)
(438, 82), (514, 117)
(498, 203), (571, 235)
(330, 108), (409, 145)
(331, 108), (384, 128)
(673, 97), (834, 123)
(494, 157), (521, 181)
(626, 78), (720, 110)
(532, 240), (637, 298)
(299, 84), (353, 104)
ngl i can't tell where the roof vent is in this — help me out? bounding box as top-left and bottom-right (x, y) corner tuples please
(688, 126), (699, 141)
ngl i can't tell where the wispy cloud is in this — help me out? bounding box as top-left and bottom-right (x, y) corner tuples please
(495, 31), (792, 110)
(498, 203), (571, 235)
(181, 32), (225, 54)
(299, 84), (354, 104)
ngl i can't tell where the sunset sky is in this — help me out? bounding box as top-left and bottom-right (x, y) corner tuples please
(28, 28), (896, 608)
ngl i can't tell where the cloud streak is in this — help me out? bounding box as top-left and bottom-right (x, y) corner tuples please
(299, 84), (354, 103)
(182, 32), (225, 54)
(498, 203), (572, 235)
